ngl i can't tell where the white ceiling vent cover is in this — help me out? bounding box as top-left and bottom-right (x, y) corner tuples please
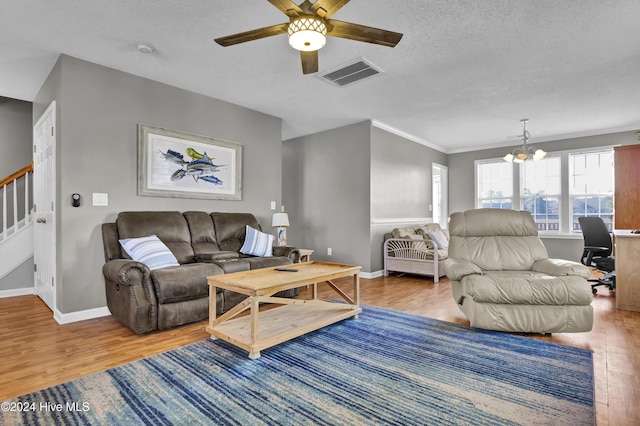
(319, 58), (383, 87)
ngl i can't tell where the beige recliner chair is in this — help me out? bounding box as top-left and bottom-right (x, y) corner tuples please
(444, 209), (593, 333)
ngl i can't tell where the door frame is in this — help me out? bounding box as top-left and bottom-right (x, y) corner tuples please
(432, 163), (449, 228)
(33, 100), (56, 312)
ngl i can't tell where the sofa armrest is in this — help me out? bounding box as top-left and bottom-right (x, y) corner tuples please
(532, 258), (590, 278)
(102, 259), (152, 288)
(443, 258), (482, 281)
(273, 246), (300, 263)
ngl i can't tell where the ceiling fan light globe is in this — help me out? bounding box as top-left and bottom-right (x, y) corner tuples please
(503, 153), (514, 162)
(288, 17), (327, 51)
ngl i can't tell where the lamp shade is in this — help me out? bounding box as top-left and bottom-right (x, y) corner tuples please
(272, 213), (290, 227)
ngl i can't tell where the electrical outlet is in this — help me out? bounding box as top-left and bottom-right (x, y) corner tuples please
(327, 247), (332, 256)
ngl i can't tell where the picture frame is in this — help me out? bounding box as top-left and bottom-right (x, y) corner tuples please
(137, 124), (242, 200)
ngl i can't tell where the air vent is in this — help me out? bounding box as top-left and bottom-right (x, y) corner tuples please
(319, 58), (383, 87)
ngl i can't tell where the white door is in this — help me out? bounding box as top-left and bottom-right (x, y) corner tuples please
(33, 101), (56, 311)
(432, 163), (449, 228)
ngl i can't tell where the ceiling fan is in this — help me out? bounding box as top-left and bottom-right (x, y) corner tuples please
(214, 0), (403, 74)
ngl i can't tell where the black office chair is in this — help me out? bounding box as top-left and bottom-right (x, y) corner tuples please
(578, 216), (616, 294)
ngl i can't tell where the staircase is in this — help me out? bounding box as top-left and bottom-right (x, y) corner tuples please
(0, 163), (34, 280)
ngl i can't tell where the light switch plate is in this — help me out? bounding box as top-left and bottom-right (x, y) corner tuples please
(92, 193), (109, 206)
(271, 201), (276, 210)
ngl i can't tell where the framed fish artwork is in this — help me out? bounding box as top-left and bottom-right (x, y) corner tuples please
(137, 124), (242, 200)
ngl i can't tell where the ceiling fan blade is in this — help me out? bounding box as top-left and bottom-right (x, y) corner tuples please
(326, 19), (403, 47)
(268, 0), (303, 17)
(310, 0), (351, 18)
(300, 50), (319, 74)
(214, 23), (289, 47)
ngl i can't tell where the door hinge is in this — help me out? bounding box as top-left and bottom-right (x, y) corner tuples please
(51, 201), (54, 211)
(51, 126), (54, 137)
(51, 277), (55, 287)
(33, 203), (37, 212)
(34, 264), (37, 272)
(33, 144), (37, 153)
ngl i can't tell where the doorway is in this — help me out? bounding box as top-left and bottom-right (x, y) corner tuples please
(432, 163), (449, 228)
(33, 101), (56, 311)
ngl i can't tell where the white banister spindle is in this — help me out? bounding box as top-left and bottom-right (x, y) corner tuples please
(2, 184), (6, 240)
(24, 172), (30, 225)
(13, 177), (18, 231)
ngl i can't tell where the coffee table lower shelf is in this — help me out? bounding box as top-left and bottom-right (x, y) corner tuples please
(206, 302), (361, 359)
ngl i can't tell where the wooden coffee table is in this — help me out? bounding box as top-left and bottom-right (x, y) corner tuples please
(206, 261), (362, 359)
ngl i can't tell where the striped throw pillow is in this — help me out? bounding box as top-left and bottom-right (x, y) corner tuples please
(119, 235), (180, 271)
(428, 230), (449, 250)
(240, 225), (273, 257)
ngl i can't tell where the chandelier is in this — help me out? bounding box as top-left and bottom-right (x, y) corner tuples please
(503, 119), (547, 163)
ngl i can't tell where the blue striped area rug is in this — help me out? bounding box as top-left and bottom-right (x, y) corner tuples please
(1, 305), (594, 425)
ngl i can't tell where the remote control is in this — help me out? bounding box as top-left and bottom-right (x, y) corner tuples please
(275, 268), (298, 272)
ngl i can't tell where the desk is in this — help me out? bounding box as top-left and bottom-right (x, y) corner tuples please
(614, 231), (640, 312)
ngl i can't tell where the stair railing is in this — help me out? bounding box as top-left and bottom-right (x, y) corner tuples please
(0, 162), (33, 242)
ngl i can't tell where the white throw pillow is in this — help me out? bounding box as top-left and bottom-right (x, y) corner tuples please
(240, 225), (273, 257)
(119, 235), (179, 271)
(428, 230), (449, 250)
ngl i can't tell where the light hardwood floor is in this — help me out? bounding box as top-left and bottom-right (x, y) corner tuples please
(1, 274), (638, 425)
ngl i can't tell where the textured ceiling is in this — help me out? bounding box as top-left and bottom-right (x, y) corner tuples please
(2, 0), (640, 152)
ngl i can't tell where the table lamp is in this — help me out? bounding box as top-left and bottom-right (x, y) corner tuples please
(272, 212), (290, 246)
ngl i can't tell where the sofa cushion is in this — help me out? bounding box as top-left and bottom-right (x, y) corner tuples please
(212, 212), (261, 252)
(117, 211), (195, 264)
(416, 223), (443, 237)
(391, 227), (417, 239)
(119, 235), (180, 271)
(459, 271), (593, 306)
(151, 263), (224, 304)
(212, 258), (251, 274)
(240, 226), (274, 257)
(184, 211), (221, 255)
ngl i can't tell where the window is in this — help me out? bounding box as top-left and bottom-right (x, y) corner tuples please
(475, 147), (613, 234)
(521, 156), (561, 231)
(569, 150), (614, 231)
(476, 161), (513, 209)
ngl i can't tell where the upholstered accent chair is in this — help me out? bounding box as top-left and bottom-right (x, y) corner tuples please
(444, 209), (594, 333)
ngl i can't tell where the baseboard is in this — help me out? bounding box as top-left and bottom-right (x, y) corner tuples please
(360, 270), (383, 279)
(0, 287), (34, 298)
(54, 306), (112, 325)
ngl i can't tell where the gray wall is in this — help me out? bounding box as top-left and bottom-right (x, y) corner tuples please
(283, 122), (449, 274)
(33, 55), (285, 314)
(0, 98), (32, 177)
(0, 97), (34, 291)
(448, 131), (637, 261)
(1, 261), (34, 291)
(370, 127), (448, 271)
(283, 121), (372, 270)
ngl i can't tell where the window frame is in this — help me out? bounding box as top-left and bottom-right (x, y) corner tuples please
(475, 159), (514, 210)
(474, 146), (614, 235)
(568, 149), (614, 232)
(519, 154), (562, 233)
